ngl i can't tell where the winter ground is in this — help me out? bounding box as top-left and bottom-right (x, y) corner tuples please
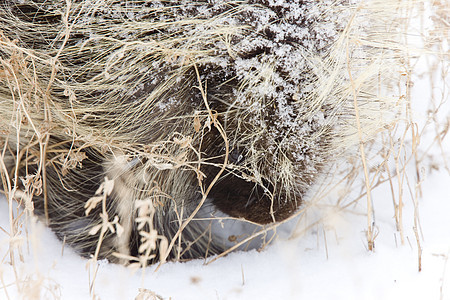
(1, 166), (449, 300)
(2, 164), (450, 300)
(1, 8), (449, 300)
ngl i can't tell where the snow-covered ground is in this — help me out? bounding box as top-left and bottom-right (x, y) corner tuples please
(1, 155), (449, 300)
(1, 4), (449, 300)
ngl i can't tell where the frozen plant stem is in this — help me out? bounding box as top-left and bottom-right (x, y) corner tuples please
(159, 64), (230, 265)
(345, 8), (374, 251)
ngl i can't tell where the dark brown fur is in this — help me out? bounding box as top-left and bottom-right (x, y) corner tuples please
(1, 0), (342, 264)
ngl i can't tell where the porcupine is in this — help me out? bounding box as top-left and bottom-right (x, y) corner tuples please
(0, 0), (402, 264)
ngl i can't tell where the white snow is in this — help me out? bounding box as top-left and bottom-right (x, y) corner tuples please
(1, 165), (449, 299)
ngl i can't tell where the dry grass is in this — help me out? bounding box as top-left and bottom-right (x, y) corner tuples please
(0, 0), (448, 298)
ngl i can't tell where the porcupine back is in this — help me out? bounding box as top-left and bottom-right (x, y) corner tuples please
(0, 0), (403, 264)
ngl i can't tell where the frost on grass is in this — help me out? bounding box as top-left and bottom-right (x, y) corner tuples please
(60, 0), (347, 172)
